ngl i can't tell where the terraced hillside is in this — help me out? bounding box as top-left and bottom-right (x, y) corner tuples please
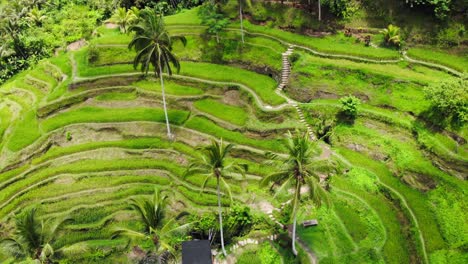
(0, 8), (467, 264)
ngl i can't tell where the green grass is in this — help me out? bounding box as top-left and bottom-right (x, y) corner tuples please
(92, 27), (132, 45)
(0, 158), (188, 215)
(164, 7), (201, 25)
(40, 107), (190, 132)
(7, 110), (42, 152)
(133, 79), (203, 95)
(239, 21), (400, 60)
(75, 48), (137, 77)
(407, 48), (468, 73)
(185, 116), (283, 151)
(294, 51), (454, 85)
(335, 148), (447, 253)
(32, 137), (194, 165)
(95, 91), (137, 101)
(92, 46), (135, 66)
(179, 61), (284, 105)
(0, 106), (11, 142)
(194, 98), (248, 126)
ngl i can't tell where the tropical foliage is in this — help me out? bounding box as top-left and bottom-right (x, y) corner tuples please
(185, 139), (247, 256)
(198, 2), (229, 43)
(0, 208), (72, 263)
(381, 24), (402, 47)
(128, 8), (186, 139)
(112, 188), (190, 262)
(424, 77), (468, 126)
(339, 95), (361, 119)
(106, 7), (138, 33)
(261, 131), (332, 255)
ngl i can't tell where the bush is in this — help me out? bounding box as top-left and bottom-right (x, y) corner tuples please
(436, 23), (466, 47)
(87, 43), (99, 64)
(225, 204), (254, 239)
(381, 24), (401, 47)
(339, 95), (361, 119)
(424, 78), (467, 126)
(289, 53), (300, 64)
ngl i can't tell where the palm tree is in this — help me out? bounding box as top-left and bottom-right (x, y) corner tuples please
(26, 7), (47, 27)
(112, 188), (190, 261)
(106, 7), (138, 33)
(318, 0), (322, 21)
(128, 9), (186, 140)
(238, 0), (251, 44)
(185, 139), (246, 256)
(260, 131), (331, 255)
(0, 207), (72, 262)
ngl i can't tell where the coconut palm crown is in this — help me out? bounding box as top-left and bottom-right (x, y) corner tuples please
(128, 8), (186, 139)
(185, 139), (247, 256)
(0, 207), (72, 262)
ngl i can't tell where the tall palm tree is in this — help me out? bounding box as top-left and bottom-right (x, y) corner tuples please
(112, 188), (190, 261)
(238, 0), (251, 44)
(128, 9), (186, 140)
(261, 131), (331, 255)
(185, 139), (246, 256)
(106, 7), (138, 33)
(318, 0), (322, 21)
(0, 207), (72, 262)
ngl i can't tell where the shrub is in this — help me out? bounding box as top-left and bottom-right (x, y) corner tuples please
(436, 23), (466, 47)
(289, 53), (300, 64)
(339, 95), (361, 119)
(225, 204), (254, 238)
(381, 24), (401, 47)
(424, 78), (467, 126)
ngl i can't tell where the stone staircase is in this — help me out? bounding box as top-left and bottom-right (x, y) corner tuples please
(275, 46), (316, 141)
(277, 46), (294, 92)
(292, 102), (316, 141)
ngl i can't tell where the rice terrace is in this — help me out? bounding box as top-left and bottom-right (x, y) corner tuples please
(0, 0), (466, 263)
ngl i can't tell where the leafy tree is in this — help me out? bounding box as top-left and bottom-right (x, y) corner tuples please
(404, 0), (452, 20)
(261, 131), (331, 255)
(185, 139), (247, 256)
(198, 2), (229, 43)
(112, 188), (190, 262)
(339, 95), (361, 119)
(381, 24), (401, 47)
(106, 7), (138, 33)
(323, 0), (356, 18)
(424, 78), (467, 126)
(0, 207), (72, 263)
(128, 8), (186, 140)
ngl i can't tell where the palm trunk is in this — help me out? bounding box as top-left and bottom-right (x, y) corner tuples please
(292, 181), (300, 256)
(292, 212), (298, 256)
(158, 63), (172, 140)
(239, 0), (244, 43)
(318, 0), (321, 21)
(217, 176), (227, 256)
